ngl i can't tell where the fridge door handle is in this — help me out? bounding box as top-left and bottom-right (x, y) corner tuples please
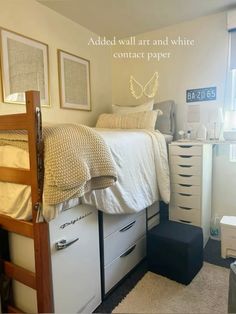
(55, 238), (79, 250)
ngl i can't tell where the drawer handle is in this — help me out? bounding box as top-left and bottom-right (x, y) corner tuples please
(179, 155), (193, 158)
(120, 244), (136, 258)
(179, 174), (192, 177)
(179, 165), (192, 168)
(119, 221), (136, 232)
(178, 145), (193, 148)
(178, 184), (192, 187)
(55, 238), (79, 251)
(179, 219), (192, 224)
(178, 193), (192, 196)
(179, 206), (192, 210)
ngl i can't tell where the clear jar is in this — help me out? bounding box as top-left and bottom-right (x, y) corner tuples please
(210, 216), (221, 240)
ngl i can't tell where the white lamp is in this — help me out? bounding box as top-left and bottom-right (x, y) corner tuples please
(223, 110), (236, 140)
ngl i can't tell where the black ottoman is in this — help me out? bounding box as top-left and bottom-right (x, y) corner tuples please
(147, 220), (203, 285)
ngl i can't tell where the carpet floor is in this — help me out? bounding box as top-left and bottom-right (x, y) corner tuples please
(113, 262), (229, 313)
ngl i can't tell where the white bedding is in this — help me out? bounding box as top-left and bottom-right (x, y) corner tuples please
(82, 129), (169, 214)
(0, 129), (170, 220)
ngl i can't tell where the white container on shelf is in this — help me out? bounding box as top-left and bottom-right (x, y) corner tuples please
(197, 124), (207, 141)
(220, 216), (236, 258)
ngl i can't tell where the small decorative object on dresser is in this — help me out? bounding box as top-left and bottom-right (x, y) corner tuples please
(169, 142), (213, 246)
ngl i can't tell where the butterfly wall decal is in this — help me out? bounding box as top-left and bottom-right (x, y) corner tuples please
(130, 72), (159, 99)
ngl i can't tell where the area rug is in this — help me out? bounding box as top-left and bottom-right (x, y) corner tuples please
(113, 263), (229, 313)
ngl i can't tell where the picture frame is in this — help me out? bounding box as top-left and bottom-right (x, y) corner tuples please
(58, 49), (91, 111)
(0, 28), (49, 106)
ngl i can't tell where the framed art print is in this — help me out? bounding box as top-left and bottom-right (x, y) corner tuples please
(58, 49), (91, 111)
(0, 28), (49, 106)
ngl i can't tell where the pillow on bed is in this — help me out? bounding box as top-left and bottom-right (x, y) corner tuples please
(112, 99), (154, 114)
(153, 100), (175, 135)
(96, 111), (158, 130)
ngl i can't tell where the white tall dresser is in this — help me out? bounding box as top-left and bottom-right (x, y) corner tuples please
(169, 142), (212, 246)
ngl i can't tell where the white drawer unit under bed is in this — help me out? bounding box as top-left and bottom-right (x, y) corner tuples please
(100, 210), (147, 296)
(169, 142), (212, 246)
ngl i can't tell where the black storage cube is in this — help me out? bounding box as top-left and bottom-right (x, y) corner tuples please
(147, 221), (203, 285)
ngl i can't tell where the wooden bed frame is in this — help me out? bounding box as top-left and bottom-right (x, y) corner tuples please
(0, 91), (53, 313)
(0, 91), (161, 313)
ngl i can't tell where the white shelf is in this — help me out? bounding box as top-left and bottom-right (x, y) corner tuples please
(176, 140), (236, 145)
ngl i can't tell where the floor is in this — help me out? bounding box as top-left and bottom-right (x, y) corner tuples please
(94, 238), (235, 313)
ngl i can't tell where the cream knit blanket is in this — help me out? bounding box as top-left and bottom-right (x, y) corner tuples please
(0, 124), (117, 205)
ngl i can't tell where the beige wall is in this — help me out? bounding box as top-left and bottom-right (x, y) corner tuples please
(0, 2), (235, 219)
(0, 0), (112, 126)
(112, 12), (228, 134)
(112, 12), (236, 219)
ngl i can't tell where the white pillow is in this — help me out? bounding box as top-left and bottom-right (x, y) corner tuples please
(112, 99), (154, 114)
(96, 111), (158, 130)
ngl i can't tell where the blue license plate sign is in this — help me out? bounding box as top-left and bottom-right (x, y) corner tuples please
(186, 87), (216, 103)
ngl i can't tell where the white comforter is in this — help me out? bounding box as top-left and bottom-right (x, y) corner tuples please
(82, 129), (170, 214)
(0, 129), (170, 220)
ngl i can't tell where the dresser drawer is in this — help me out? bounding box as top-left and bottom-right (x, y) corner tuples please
(104, 236), (146, 294)
(172, 174), (201, 186)
(103, 211), (142, 238)
(169, 207), (201, 226)
(171, 184), (201, 195)
(170, 163), (201, 175)
(104, 212), (146, 266)
(171, 193), (201, 209)
(169, 145), (202, 156)
(170, 155), (202, 167)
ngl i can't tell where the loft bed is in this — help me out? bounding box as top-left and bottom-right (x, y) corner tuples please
(0, 91), (53, 313)
(0, 90), (112, 313)
(0, 90), (170, 312)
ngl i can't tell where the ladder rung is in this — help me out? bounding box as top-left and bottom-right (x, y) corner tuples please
(4, 261), (36, 289)
(7, 304), (25, 313)
(0, 214), (34, 238)
(0, 113), (29, 130)
(0, 167), (31, 185)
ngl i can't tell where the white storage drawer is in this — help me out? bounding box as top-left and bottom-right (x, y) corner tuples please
(172, 174), (201, 186)
(169, 145), (202, 156)
(169, 142), (212, 247)
(169, 207), (201, 226)
(147, 202), (160, 219)
(104, 236), (146, 294)
(170, 155), (202, 167)
(171, 184), (201, 195)
(103, 212), (141, 238)
(147, 214), (160, 230)
(104, 212), (146, 266)
(170, 163), (201, 175)
(171, 193), (201, 209)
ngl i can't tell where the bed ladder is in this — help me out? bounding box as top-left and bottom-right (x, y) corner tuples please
(0, 91), (54, 313)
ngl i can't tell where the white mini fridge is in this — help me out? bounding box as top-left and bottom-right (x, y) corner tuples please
(49, 204), (101, 313)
